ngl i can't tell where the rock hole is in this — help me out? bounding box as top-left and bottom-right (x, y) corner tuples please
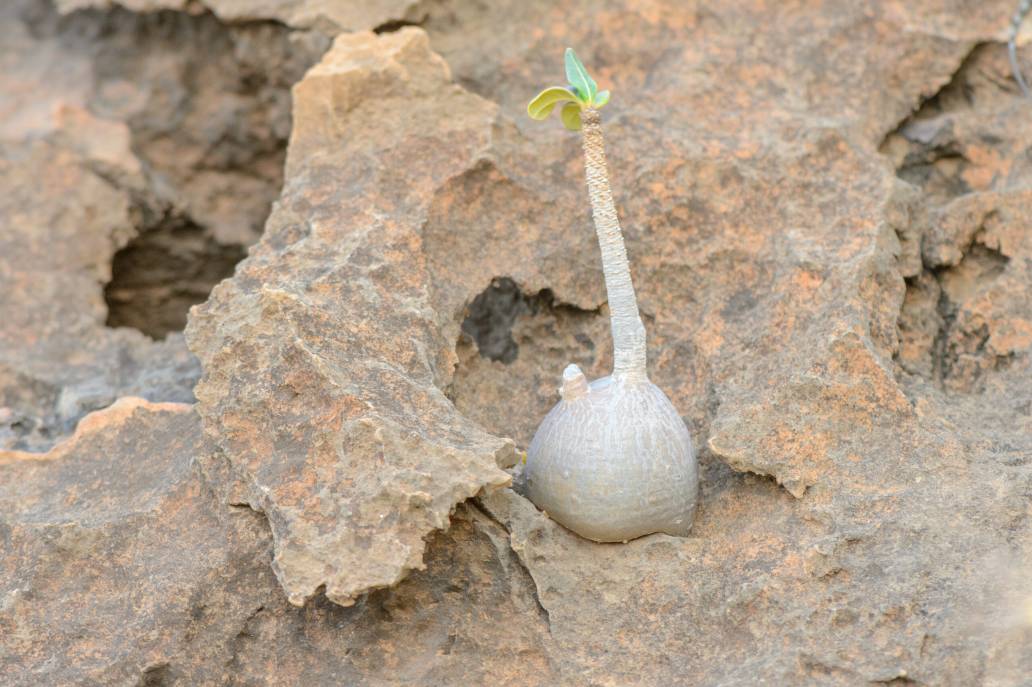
(61, 5), (331, 340)
(452, 280), (605, 445)
(104, 216), (246, 339)
(138, 662), (172, 687)
(372, 16), (427, 34)
(461, 278), (533, 364)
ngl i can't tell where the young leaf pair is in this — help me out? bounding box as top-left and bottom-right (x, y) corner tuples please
(527, 48), (610, 131)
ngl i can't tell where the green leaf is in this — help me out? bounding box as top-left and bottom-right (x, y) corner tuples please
(593, 89), (610, 108)
(564, 48), (597, 102)
(527, 86), (580, 120)
(560, 101), (582, 131)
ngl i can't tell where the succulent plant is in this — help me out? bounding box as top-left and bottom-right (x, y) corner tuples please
(523, 49), (699, 543)
(527, 48), (610, 130)
(1010, 0), (1032, 97)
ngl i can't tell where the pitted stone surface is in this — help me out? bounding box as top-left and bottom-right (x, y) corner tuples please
(2, 1), (1031, 685)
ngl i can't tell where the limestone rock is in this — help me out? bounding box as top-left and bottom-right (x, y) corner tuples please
(1, 399), (554, 686)
(185, 29), (519, 607)
(0, 0), (326, 450)
(221, 503), (558, 686)
(2, 0), (1032, 684)
(0, 399), (275, 686)
(55, 0), (425, 32)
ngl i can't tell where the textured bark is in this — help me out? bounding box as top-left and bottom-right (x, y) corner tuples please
(580, 109), (647, 380)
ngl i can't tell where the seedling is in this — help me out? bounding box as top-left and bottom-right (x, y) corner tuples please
(522, 49), (698, 543)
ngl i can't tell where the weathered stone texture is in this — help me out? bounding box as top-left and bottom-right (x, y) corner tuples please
(185, 29), (517, 608)
(0, 400), (275, 686)
(2, 1), (1031, 685)
(0, 0), (327, 450)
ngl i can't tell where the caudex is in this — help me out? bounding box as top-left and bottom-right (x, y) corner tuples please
(521, 49), (698, 543)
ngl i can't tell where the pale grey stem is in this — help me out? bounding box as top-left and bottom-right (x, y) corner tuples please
(1010, 0), (1032, 98)
(580, 108), (647, 380)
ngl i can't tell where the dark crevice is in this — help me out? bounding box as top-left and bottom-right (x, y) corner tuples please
(372, 15), (427, 34)
(878, 42), (984, 152)
(930, 242), (1010, 387)
(461, 277), (601, 364)
(105, 215), (247, 339)
(36, 4), (331, 339)
(461, 278), (531, 363)
(469, 498), (552, 635)
(897, 233), (1011, 392)
(884, 42), (1022, 393)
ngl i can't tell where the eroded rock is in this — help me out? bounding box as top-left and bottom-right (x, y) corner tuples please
(0, 0), (327, 449)
(2, 0), (1032, 684)
(186, 29), (519, 607)
(0, 399), (275, 686)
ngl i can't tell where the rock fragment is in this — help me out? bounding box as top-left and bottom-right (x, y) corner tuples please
(186, 28), (518, 607)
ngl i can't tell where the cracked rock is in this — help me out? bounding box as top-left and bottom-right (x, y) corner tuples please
(185, 28), (519, 607)
(0, 399), (276, 686)
(2, 0), (1032, 685)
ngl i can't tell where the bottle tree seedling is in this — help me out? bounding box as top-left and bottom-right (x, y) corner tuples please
(522, 49), (699, 543)
(1010, 0), (1032, 97)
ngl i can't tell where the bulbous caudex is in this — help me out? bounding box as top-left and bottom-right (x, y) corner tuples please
(523, 50), (698, 543)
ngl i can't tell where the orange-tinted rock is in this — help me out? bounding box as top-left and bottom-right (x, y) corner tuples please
(1, 398), (556, 686)
(186, 29), (518, 607)
(3, 0), (1032, 684)
(0, 401), (276, 685)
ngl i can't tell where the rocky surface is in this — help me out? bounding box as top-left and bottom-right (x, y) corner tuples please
(185, 29), (518, 607)
(0, 399), (275, 685)
(2, 0), (1031, 685)
(55, 0), (426, 32)
(0, 0), (327, 451)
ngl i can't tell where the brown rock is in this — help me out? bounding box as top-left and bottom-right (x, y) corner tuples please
(56, 0), (424, 32)
(185, 5), (1030, 682)
(1, 399), (555, 686)
(0, 399), (275, 686)
(223, 503), (557, 686)
(0, 0), (327, 450)
(186, 29), (518, 607)
(3, 0), (1032, 684)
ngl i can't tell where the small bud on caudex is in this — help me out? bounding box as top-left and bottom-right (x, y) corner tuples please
(523, 49), (699, 543)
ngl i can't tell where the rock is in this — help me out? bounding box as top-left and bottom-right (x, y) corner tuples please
(55, 0), (425, 32)
(0, 0), (327, 450)
(0, 399), (276, 686)
(885, 43), (1032, 393)
(186, 3), (1030, 681)
(1, 398), (555, 686)
(0, 108), (201, 449)
(2, 0), (1032, 684)
(186, 29), (519, 607)
(222, 503), (557, 686)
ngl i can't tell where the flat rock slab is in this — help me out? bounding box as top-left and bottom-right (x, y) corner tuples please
(0, 399), (275, 686)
